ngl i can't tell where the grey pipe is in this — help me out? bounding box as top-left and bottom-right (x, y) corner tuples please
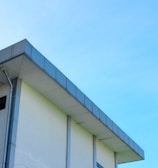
(2, 69), (13, 168)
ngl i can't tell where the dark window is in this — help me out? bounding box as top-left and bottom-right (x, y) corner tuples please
(0, 96), (7, 110)
(97, 162), (104, 168)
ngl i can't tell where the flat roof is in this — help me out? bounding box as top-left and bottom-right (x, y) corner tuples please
(0, 39), (144, 164)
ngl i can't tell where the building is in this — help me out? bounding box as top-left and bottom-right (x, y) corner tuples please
(0, 40), (144, 168)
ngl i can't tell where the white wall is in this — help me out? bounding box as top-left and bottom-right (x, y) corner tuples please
(70, 120), (93, 168)
(96, 139), (115, 168)
(14, 82), (67, 168)
(0, 84), (9, 168)
(13, 81), (115, 168)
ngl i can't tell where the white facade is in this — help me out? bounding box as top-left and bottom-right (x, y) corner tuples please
(14, 82), (67, 168)
(12, 81), (115, 168)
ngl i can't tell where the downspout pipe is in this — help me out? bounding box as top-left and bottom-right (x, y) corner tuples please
(2, 68), (13, 168)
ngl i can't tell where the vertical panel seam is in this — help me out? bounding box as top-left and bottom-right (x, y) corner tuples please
(114, 152), (117, 168)
(66, 116), (71, 168)
(93, 135), (96, 168)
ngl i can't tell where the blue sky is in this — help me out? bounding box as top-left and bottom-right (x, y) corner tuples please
(0, 0), (158, 167)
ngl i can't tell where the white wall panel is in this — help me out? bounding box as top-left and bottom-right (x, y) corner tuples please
(70, 120), (93, 168)
(14, 82), (67, 168)
(96, 139), (115, 168)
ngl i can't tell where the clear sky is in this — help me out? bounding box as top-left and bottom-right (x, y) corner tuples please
(0, 0), (157, 167)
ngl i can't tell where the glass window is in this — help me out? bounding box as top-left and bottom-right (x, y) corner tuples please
(0, 96), (7, 110)
(97, 162), (104, 168)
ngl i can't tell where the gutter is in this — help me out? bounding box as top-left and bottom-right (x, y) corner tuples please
(1, 68), (13, 168)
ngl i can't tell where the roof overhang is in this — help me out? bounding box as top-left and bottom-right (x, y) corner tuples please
(0, 39), (144, 164)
